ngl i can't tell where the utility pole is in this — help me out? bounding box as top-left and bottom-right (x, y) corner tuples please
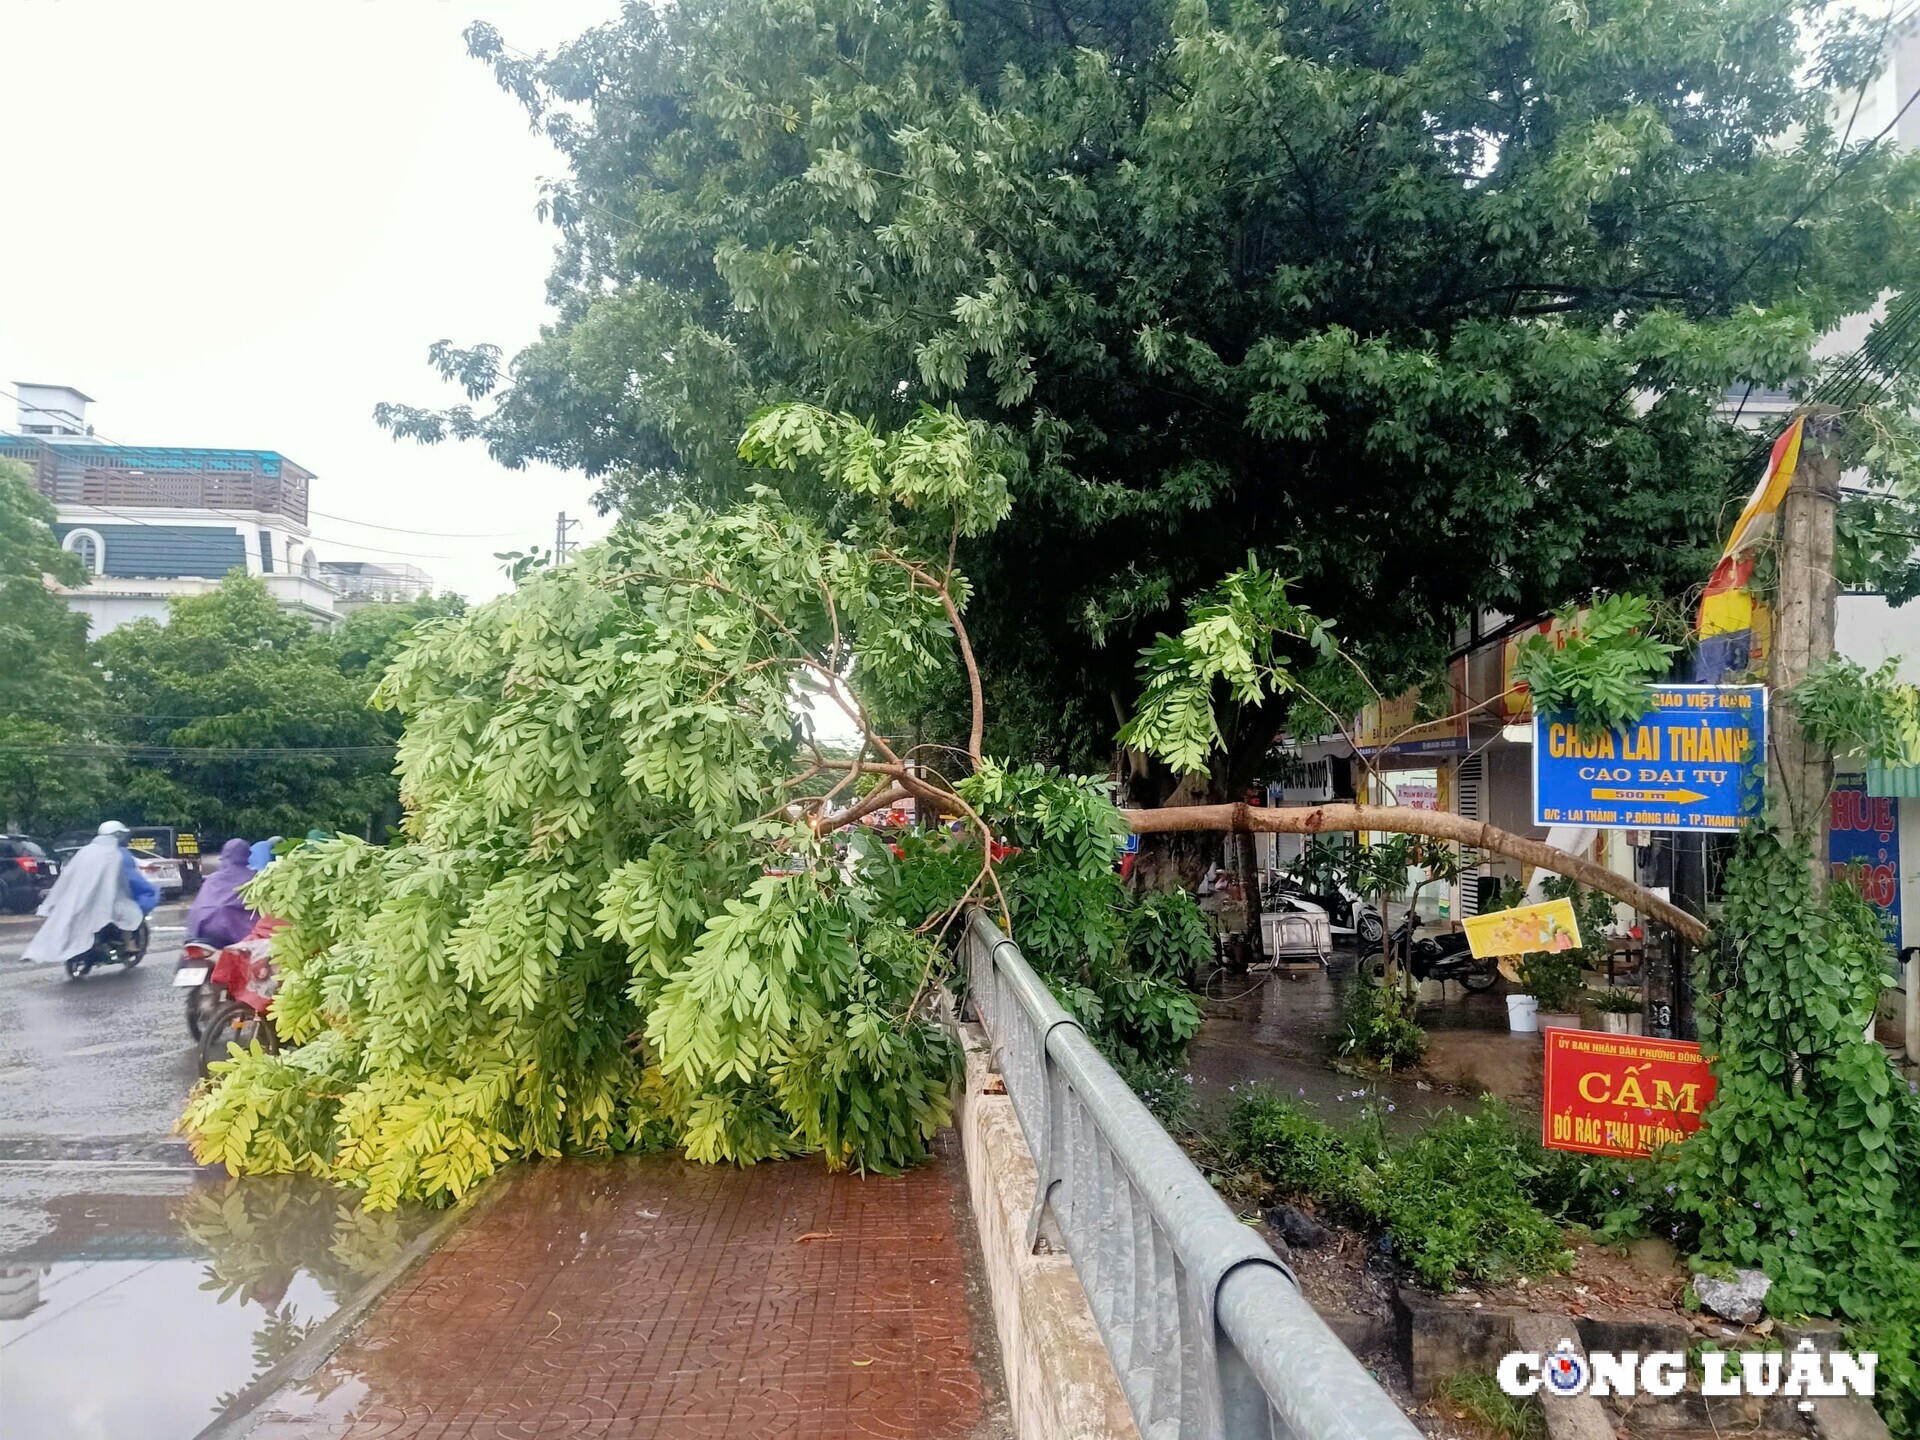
(1768, 404), (1842, 892)
(554, 511), (581, 563)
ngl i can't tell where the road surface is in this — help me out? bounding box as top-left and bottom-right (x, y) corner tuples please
(0, 900), (441, 1440)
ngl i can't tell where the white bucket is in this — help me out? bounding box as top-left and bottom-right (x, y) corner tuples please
(1506, 994), (1539, 1033)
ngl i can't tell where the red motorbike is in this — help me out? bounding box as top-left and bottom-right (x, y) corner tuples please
(185, 930), (281, 1073)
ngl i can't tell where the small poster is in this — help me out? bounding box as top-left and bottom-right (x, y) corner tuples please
(1462, 897), (1582, 959)
(1543, 1030), (1715, 1158)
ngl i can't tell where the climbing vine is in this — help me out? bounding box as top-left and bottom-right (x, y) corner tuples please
(1672, 830), (1920, 1433)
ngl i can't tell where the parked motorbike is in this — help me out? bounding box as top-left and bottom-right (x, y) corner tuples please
(62, 922), (150, 980)
(1362, 912), (1500, 993)
(1263, 878), (1383, 947)
(197, 935), (280, 1073)
(173, 939), (226, 1040)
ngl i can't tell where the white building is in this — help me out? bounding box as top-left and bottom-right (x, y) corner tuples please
(2, 385), (340, 636)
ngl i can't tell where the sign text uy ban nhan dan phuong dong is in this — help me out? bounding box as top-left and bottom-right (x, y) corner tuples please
(1534, 684), (1766, 832)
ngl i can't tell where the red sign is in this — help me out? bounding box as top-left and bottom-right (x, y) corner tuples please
(1542, 1029), (1716, 1158)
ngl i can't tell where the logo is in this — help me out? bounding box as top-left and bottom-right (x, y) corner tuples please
(1542, 1342), (1586, 1396)
(1498, 1340), (1876, 1406)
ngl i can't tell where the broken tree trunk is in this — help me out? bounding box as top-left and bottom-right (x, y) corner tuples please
(1121, 802), (1710, 946)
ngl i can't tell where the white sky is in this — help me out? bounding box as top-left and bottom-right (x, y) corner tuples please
(0, 0), (624, 601)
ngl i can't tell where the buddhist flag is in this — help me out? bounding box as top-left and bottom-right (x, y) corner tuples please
(1695, 416), (1804, 683)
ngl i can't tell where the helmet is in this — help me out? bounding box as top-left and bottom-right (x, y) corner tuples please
(97, 820), (130, 837)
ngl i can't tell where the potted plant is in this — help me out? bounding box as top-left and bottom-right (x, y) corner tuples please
(1518, 946), (1585, 1030)
(1589, 985), (1642, 1034)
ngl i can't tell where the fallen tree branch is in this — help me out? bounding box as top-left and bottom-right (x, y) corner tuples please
(1121, 802), (1710, 945)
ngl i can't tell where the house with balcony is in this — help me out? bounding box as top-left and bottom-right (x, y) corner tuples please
(2, 384), (341, 636)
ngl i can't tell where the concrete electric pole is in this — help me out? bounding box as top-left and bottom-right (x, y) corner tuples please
(555, 512), (581, 563)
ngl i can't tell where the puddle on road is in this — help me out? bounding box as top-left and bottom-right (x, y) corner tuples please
(0, 1172), (436, 1440)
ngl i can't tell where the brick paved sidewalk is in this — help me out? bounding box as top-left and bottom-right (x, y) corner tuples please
(247, 1140), (1007, 1440)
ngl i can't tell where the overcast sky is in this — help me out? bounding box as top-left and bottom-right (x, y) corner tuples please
(0, 0), (624, 601)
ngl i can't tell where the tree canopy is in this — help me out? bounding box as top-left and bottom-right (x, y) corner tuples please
(0, 459), (104, 831)
(378, 0), (1920, 779)
(97, 579), (463, 840)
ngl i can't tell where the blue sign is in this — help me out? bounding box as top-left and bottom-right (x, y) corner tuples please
(1533, 685), (1766, 832)
(1830, 782), (1900, 959)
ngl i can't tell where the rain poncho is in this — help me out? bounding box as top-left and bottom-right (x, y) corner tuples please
(23, 833), (156, 964)
(187, 838), (259, 948)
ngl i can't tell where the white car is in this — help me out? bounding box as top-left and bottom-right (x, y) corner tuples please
(132, 852), (184, 899)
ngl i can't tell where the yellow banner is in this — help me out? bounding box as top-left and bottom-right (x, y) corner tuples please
(1463, 897), (1583, 959)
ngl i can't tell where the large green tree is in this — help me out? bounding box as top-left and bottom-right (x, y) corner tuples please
(378, 0), (1920, 787)
(0, 459), (106, 833)
(97, 580), (460, 840)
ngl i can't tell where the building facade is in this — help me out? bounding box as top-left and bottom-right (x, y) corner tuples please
(3, 384), (340, 635)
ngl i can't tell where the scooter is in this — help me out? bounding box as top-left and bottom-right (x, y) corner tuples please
(173, 939), (226, 1040)
(196, 934), (280, 1073)
(1363, 912), (1500, 993)
(62, 922), (149, 980)
(1267, 878), (1383, 947)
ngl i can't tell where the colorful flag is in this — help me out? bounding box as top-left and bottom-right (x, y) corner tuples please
(1695, 416), (1804, 683)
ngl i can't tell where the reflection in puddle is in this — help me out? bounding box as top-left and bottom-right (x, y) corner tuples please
(0, 1175), (434, 1440)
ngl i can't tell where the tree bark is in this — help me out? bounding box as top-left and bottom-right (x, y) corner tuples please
(1121, 802), (1711, 945)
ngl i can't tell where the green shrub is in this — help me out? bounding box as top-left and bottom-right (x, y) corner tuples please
(1220, 1092), (1571, 1288)
(1221, 1087), (1380, 1221)
(1380, 1100), (1570, 1288)
(1333, 978), (1427, 1071)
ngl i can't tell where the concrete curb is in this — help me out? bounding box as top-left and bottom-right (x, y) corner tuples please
(193, 1171), (512, 1440)
(953, 1018), (1140, 1440)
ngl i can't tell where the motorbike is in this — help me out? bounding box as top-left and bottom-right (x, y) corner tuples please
(62, 922), (149, 980)
(1362, 911), (1500, 993)
(1264, 877), (1383, 947)
(173, 939), (226, 1040)
(196, 934), (280, 1073)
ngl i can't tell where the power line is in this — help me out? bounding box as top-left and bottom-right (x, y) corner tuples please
(306, 507), (525, 539)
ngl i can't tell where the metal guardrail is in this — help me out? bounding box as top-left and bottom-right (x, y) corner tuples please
(963, 910), (1423, 1440)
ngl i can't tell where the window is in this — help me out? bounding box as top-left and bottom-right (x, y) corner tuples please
(258, 529), (275, 573)
(300, 548), (318, 579)
(62, 528), (104, 575)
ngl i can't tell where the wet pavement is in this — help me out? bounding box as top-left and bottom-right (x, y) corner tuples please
(246, 1147), (1007, 1440)
(0, 902), (442, 1440)
(1187, 947), (1543, 1130)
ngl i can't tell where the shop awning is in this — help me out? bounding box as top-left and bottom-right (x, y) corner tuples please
(1867, 764), (1920, 798)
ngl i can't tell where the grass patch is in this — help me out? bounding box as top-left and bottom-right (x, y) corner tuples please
(1435, 1372), (1544, 1439)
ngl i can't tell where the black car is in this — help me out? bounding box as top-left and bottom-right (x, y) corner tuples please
(0, 837), (58, 914)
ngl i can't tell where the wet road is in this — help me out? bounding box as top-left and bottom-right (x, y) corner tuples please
(0, 900), (199, 1145)
(0, 902), (438, 1440)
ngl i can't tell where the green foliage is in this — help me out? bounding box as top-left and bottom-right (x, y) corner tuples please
(1221, 1092), (1570, 1289)
(1118, 565), (1338, 775)
(1587, 986), (1641, 1015)
(375, 0), (1920, 769)
(0, 459), (106, 830)
(1334, 980), (1427, 1072)
(183, 408), (1038, 1206)
(1783, 656), (1920, 767)
(1435, 1372), (1544, 1440)
(1510, 594), (1677, 734)
(1672, 829), (1920, 1435)
(879, 763), (1206, 1066)
(93, 579), (457, 840)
